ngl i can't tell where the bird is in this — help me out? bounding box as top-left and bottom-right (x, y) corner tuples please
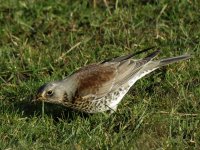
(35, 48), (190, 113)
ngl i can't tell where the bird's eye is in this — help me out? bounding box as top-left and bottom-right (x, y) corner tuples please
(46, 90), (53, 96)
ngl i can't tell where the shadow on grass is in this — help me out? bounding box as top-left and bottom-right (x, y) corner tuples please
(13, 100), (91, 122)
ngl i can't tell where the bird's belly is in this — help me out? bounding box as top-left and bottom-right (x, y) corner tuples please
(89, 86), (130, 113)
(107, 87), (130, 109)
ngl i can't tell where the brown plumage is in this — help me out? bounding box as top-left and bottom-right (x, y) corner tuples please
(75, 64), (117, 97)
(35, 48), (190, 113)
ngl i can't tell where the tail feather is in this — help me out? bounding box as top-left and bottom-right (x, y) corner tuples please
(159, 54), (191, 67)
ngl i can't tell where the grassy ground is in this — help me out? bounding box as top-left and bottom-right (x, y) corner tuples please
(0, 0), (200, 149)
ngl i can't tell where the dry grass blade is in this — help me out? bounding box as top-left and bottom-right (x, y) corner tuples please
(157, 111), (198, 117)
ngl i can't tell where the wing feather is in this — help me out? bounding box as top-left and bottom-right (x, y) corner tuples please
(72, 50), (160, 100)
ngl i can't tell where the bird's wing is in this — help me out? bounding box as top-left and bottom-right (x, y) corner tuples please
(71, 50), (161, 101)
(101, 47), (155, 63)
(72, 63), (118, 98)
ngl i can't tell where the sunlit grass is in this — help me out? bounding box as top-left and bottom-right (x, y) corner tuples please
(0, 0), (199, 149)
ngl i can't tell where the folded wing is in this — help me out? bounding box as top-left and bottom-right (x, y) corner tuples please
(72, 50), (161, 100)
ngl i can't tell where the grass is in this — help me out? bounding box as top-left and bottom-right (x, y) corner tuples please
(0, 0), (200, 149)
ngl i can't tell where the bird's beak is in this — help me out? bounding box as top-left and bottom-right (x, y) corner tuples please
(33, 93), (46, 102)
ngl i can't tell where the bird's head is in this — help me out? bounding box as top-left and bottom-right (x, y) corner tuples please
(35, 82), (66, 104)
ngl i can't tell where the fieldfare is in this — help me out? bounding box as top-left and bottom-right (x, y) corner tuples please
(36, 48), (190, 113)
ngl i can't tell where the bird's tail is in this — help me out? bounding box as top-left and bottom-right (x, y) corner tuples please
(158, 54), (191, 67)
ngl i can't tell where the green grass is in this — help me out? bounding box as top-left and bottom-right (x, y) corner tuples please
(0, 0), (200, 149)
